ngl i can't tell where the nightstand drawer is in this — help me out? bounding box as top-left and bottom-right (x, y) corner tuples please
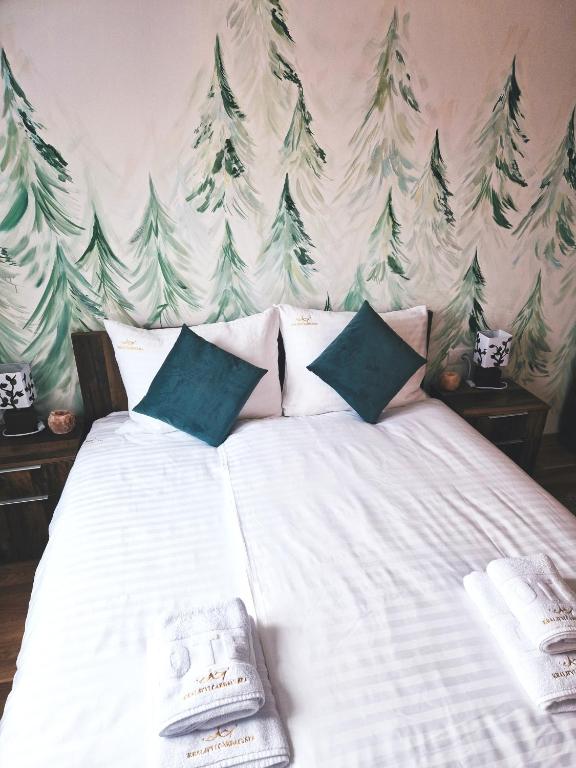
(0, 465), (48, 505)
(473, 411), (529, 445)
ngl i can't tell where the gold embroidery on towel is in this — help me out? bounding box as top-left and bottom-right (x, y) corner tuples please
(291, 312), (318, 326)
(182, 673), (248, 700)
(203, 726), (236, 741)
(187, 725), (256, 759)
(197, 668), (228, 684)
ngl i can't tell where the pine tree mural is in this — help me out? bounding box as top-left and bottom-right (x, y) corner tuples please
(515, 108), (576, 273)
(227, 0), (297, 135)
(463, 57), (528, 232)
(365, 189), (409, 310)
(0, 49), (82, 279)
(407, 130), (458, 288)
(77, 211), (134, 324)
(185, 36), (259, 219)
(131, 177), (201, 327)
(428, 250), (488, 380)
(342, 8), (421, 206)
(258, 174), (316, 303)
(281, 87), (326, 213)
(23, 241), (103, 396)
(323, 293), (332, 311)
(509, 271), (550, 383)
(208, 219), (256, 322)
(547, 320), (576, 406)
(343, 265), (373, 311)
(0, 247), (25, 361)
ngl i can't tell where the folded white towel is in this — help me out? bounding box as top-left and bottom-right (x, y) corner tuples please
(153, 622), (290, 768)
(486, 554), (576, 654)
(152, 598), (265, 737)
(464, 571), (576, 713)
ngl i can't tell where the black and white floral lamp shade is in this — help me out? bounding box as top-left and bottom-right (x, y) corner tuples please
(0, 363), (40, 436)
(0, 363), (36, 409)
(472, 330), (512, 388)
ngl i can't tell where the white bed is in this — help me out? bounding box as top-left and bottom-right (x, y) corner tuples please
(1, 398), (576, 766)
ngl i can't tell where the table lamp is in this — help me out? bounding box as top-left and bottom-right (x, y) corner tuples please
(0, 363), (43, 436)
(465, 330), (512, 390)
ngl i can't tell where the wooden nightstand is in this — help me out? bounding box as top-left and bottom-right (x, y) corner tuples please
(432, 379), (549, 476)
(0, 424), (83, 563)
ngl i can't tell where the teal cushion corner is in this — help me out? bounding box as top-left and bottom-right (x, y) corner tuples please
(134, 325), (266, 446)
(306, 301), (426, 423)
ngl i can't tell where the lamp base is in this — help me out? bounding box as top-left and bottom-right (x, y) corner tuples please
(468, 365), (507, 390)
(2, 407), (41, 437)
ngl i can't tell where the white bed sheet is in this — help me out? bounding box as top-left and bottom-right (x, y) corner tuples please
(1, 400), (576, 767)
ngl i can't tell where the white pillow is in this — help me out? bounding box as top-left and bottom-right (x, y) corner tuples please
(278, 304), (428, 417)
(104, 308), (281, 432)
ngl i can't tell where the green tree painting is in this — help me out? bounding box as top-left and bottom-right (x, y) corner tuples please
(407, 130), (458, 289)
(365, 189), (409, 310)
(77, 210), (134, 324)
(508, 270), (550, 383)
(342, 8), (421, 206)
(428, 250), (488, 380)
(208, 219), (256, 322)
(547, 320), (576, 406)
(131, 177), (201, 327)
(0, 49), (82, 280)
(186, 36), (259, 219)
(227, 0), (297, 135)
(281, 87), (326, 213)
(23, 241), (103, 397)
(0, 248), (26, 361)
(258, 174), (316, 304)
(343, 265), (373, 311)
(515, 108), (576, 275)
(463, 58), (529, 231)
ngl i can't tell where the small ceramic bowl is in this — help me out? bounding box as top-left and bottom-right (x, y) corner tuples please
(439, 370), (461, 392)
(48, 410), (76, 435)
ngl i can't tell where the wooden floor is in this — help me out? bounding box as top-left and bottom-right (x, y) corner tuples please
(0, 435), (575, 720)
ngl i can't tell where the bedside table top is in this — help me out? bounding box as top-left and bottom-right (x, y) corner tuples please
(432, 379), (549, 418)
(0, 422), (84, 466)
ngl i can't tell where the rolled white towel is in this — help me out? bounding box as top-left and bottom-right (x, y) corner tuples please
(151, 598), (265, 737)
(486, 554), (576, 654)
(464, 571), (576, 713)
(152, 621), (290, 768)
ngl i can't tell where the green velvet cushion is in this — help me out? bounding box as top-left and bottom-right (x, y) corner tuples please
(134, 325), (267, 446)
(306, 301), (426, 423)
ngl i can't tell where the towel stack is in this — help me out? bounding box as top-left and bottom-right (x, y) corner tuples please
(464, 554), (576, 713)
(149, 598), (290, 767)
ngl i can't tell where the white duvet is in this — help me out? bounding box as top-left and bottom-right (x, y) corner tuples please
(1, 399), (576, 767)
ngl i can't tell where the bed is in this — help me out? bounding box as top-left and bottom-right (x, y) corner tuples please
(1, 330), (576, 766)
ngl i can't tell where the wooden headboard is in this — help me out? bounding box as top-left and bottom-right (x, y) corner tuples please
(72, 310), (433, 433)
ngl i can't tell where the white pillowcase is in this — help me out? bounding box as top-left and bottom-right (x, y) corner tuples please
(104, 308), (281, 433)
(278, 304), (429, 417)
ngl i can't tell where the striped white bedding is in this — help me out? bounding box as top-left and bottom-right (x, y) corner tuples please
(1, 399), (576, 766)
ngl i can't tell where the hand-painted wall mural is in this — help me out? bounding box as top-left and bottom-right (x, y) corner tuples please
(0, 0), (575, 429)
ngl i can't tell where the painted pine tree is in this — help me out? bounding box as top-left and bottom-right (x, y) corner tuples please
(208, 219), (256, 322)
(428, 250), (488, 380)
(227, 0), (297, 135)
(258, 174), (316, 303)
(342, 8), (421, 206)
(508, 271), (550, 383)
(23, 241), (103, 396)
(407, 130), (458, 289)
(463, 57), (529, 231)
(131, 177), (201, 327)
(547, 320), (576, 406)
(186, 36), (259, 219)
(365, 189), (409, 310)
(77, 211), (134, 324)
(515, 108), (576, 275)
(0, 49), (82, 279)
(0, 247), (26, 361)
(323, 293), (332, 311)
(343, 265), (373, 311)
(281, 87), (326, 213)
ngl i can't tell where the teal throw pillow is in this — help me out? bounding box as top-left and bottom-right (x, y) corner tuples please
(134, 325), (266, 446)
(306, 301), (426, 423)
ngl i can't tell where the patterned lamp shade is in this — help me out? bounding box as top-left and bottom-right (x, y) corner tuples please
(0, 363), (36, 409)
(473, 330), (513, 369)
